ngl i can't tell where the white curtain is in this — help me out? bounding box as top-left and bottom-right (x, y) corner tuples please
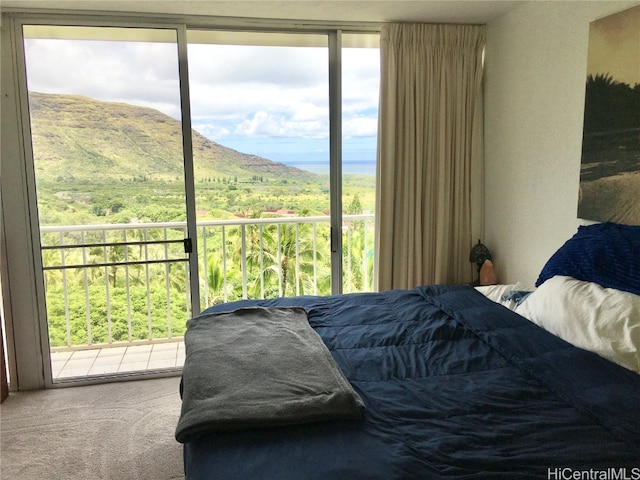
(375, 23), (486, 291)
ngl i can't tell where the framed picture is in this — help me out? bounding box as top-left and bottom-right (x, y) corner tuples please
(577, 5), (640, 226)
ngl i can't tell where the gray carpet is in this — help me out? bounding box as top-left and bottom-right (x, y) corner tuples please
(0, 376), (184, 480)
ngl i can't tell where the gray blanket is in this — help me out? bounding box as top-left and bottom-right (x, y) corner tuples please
(175, 307), (365, 443)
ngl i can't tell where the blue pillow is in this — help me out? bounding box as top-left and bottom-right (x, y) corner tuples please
(535, 222), (640, 296)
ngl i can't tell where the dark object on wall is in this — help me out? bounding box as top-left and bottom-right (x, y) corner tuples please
(469, 240), (495, 285)
(470, 239), (492, 270)
(577, 5), (640, 226)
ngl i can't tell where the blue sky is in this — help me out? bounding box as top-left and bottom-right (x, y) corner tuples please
(23, 28), (379, 174)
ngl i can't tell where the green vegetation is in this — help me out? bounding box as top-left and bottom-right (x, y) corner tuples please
(582, 74), (640, 135)
(31, 93), (376, 347)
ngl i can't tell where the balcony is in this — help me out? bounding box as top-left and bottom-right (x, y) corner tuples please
(40, 214), (375, 380)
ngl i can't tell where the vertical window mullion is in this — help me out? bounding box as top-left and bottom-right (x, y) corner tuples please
(329, 30), (343, 295)
(177, 24), (201, 317)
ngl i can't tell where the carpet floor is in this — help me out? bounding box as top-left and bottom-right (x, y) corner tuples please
(1, 376), (184, 480)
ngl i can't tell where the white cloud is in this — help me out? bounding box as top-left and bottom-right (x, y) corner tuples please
(24, 38), (181, 118)
(343, 117), (378, 138)
(186, 43), (330, 140)
(23, 33), (379, 145)
(187, 44), (327, 88)
(234, 110), (328, 139)
(194, 123), (233, 140)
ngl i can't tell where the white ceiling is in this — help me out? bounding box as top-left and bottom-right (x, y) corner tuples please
(1, 0), (528, 24)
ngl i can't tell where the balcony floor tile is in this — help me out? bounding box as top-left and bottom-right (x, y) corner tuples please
(68, 349), (100, 359)
(121, 352), (151, 362)
(51, 340), (184, 380)
(96, 346), (128, 357)
(149, 350), (178, 361)
(58, 366), (92, 378)
(151, 342), (180, 351)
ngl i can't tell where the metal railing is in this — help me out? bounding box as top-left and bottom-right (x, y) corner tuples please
(40, 214), (375, 350)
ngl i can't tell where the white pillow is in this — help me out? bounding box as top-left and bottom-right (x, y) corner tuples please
(475, 282), (527, 311)
(516, 275), (640, 374)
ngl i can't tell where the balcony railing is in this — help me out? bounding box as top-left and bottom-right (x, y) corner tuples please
(40, 214), (375, 352)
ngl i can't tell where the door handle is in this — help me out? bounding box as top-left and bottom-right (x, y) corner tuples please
(183, 238), (193, 253)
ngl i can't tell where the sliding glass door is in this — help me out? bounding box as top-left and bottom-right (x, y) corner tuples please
(186, 30), (380, 305)
(341, 34), (379, 293)
(14, 20), (378, 386)
(187, 30), (333, 304)
(22, 25), (195, 380)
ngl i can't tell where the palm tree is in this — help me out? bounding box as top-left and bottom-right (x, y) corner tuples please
(203, 252), (241, 305)
(267, 222), (322, 297)
(342, 222), (374, 293)
(225, 219), (324, 298)
(584, 73), (638, 133)
(106, 244), (127, 288)
(41, 248), (65, 288)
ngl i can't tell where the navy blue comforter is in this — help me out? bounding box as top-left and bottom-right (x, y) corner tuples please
(183, 285), (640, 479)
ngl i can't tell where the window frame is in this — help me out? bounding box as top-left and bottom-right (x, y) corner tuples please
(1, 10), (380, 390)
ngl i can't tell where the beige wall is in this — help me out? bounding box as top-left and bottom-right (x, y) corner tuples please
(484, 0), (639, 288)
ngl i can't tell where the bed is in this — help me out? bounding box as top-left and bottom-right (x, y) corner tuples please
(176, 222), (640, 479)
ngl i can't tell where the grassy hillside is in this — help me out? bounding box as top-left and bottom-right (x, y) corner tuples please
(28, 92), (313, 184)
(28, 92), (375, 226)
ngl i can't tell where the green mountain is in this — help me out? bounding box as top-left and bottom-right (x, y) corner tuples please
(28, 92), (314, 183)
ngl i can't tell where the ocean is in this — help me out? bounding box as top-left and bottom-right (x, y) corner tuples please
(283, 160), (376, 176)
(217, 137), (377, 176)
